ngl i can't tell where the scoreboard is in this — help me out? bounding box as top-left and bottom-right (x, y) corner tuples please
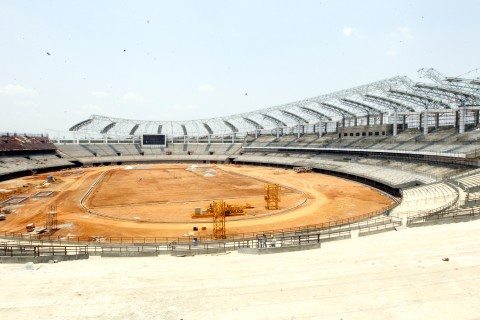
(141, 134), (166, 146)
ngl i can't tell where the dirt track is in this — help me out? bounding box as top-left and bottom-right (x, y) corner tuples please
(0, 164), (394, 238)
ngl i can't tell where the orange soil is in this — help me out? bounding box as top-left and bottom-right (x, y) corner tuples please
(0, 164), (395, 238)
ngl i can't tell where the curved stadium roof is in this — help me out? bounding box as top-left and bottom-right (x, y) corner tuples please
(69, 68), (480, 137)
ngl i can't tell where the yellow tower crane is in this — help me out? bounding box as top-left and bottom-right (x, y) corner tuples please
(211, 200), (227, 239)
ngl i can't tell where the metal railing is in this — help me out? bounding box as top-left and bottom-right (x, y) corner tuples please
(406, 206), (480, 225)
(1, 205), (397, 247)
(0, 244), (88, 257)
(1, 214), (401, 255)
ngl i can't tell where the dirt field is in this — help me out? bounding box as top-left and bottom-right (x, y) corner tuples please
(0, 164), (395, 238)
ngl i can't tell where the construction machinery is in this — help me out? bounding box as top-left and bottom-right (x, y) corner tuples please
(191, 201), (253, 218)
(264, 183), (281, 210)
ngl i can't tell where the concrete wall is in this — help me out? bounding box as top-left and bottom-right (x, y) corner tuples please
(100, 251), (158, 258)
(407, 214), (480, 228)
(238, 243), (321, 255)
(338, 124), (393, 138)
(0, 254), (89, 264)
(358, 227), (397, 237)
(170, 247), (227, 256)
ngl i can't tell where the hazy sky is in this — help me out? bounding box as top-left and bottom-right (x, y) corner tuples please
(0, 0), (479, 134)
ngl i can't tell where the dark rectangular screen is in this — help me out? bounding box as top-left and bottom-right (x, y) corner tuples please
(142, 134), (166, 146)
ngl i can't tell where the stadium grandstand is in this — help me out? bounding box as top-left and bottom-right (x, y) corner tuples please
(4, 0), (480, 318)
(1, 67), (480, 319)
(1, 67), (479, 215)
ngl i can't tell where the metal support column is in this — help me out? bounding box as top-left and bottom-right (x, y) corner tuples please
(392, 112), (398, 136)
(423, 110), (429, 135)
(459, 107), (466, 134)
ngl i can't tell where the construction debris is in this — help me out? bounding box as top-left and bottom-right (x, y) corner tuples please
(293, 166), (313, 173)
(26, 223), (35, 233)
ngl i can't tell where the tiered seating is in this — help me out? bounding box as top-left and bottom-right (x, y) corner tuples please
(390, 182), (458, 216)
(56, 144), (94, 158)
(54, 143), (244, 165)
(246, 129), (480, 156)
(234, 153), (436, 187)
(454, 170), (480, 190)
(0, 154), (74, 177)
(0, 135), (55, 152)
(354, 158), (460, 179)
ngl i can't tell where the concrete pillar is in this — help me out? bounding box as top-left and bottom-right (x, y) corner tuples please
(402, 115), (406, 131)
(342, 117), (345, 128)
(454, 110), (459, 128)
(418, 113), (422, 131)
(276, 127), (280, 138)
(379, 114), (383, 125)
(255, 129), (258, 139)
(459, 108), (466, 134)
(297, 124), (301, 139)
(318, 121), (322, 137)
(208, 134), (211, 144)
(475, 110), (480, 126)
(392, 113), (398, 136)
(366, 114), (370, 126)
(232, 132), (235, 143)
(354, 117), (358, 127)
(435, 113), (440, 129)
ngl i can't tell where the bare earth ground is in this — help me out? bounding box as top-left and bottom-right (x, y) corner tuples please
(0, 164), (394, 238)
(1, 220), (480, 320)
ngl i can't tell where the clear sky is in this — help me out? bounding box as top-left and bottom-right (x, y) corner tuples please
(0, 0), (479, 134)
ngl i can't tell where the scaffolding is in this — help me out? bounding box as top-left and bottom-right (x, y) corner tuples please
(265, 184), (281, 210)
(45, 205), (58, 232)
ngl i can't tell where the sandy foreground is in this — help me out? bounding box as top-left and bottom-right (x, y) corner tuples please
(1, 220), (480, 320)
